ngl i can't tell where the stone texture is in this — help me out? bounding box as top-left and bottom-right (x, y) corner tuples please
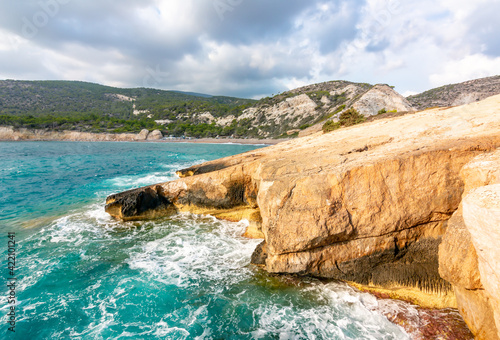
(408, 75), (500, 111)
(438, 206), (482, 289)
(147, 129), (163, 140)
(454, 287), (499, 340)
(463, 184), (500, 339)
(239, 93), (317, 128)
(439, 149), (500, 339)
(106, 95), (500, 309)
(461, 149), (500, 195)
(135, 129), (150, 140)
(352, 84), (414, 116)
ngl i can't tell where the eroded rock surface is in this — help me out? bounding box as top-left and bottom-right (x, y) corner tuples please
(352, 84), (414, 116)
(439, 149), (500, 339)
(106, 95), (500, 310)
(463, 184), (500, 339)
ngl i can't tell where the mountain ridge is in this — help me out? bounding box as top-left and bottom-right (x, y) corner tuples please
(1, 75), (499, 139)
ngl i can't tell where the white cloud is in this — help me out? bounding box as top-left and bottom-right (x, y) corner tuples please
(0, 1), (499, 98)
(429, 54), (500, 87)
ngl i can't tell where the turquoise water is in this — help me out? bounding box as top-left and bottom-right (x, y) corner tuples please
(0, 141), (411, 339)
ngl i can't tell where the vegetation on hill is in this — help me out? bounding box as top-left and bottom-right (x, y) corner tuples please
(322, 108), (365, 133)
(247, 81), (373, 137)
(2, 76), (498, 139)
(0, 80), (256, 137)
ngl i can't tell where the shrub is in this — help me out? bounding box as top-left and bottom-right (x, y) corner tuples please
(377, 108), (387, 115)
(338, 108), (365, 126)
(323, 108), (366, 133)
(322, 120), (341, 133)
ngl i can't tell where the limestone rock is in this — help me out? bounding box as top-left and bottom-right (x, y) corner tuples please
(352, 84), (414, 116)
(454, 286), (499, 340)
(105, 186), (175, 220)
(239, 94), (317, 128)
(463, 184), (500, 339)
(461, 149), (500, 195)
(0, 126), (152, 142)
(438, 206), (482, 289)
(136, 129), (150, 140)
(439, 149), (500, 339)
(408, 75), (500, 111)
(106, 95), (500, 308)
(147, 129), (163, 140)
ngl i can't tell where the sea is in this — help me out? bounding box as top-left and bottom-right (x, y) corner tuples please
(0, 141), (416, 339)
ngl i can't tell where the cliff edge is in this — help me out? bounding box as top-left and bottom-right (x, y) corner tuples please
(105, 95), (500, 336)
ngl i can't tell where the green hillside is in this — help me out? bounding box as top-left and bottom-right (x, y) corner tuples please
(0, 80), (256, 137)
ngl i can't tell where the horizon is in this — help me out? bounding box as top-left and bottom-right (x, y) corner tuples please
(1, 1), (499, 99)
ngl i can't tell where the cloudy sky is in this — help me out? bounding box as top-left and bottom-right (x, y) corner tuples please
(0, 0), (498, 98)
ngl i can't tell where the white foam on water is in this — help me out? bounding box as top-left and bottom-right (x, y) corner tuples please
(153, 321), (190, 338)
(126, 214), (260, 288)
(105, 159), (209, 190)
(107, 172), (176, 189)
(17, 202), (422, 339)
(252, 282), (411, 340)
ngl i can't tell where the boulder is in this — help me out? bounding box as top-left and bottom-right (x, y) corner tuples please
(136, 129), (150, 140)
(147, 129), (163, 140)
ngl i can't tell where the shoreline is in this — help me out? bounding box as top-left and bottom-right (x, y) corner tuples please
(0, 126), (285, 145)
(153, 138), (283, 145)
(0, 137), (283, 145)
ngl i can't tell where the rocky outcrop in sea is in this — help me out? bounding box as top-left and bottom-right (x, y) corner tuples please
(105, 95), (500, 338)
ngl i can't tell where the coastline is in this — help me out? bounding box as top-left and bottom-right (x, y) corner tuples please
(153, 137), (283, 145)
(0, 126), (284, 145)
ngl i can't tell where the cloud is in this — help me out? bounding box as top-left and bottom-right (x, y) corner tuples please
(0, 0), (499, 98)
(429, 54), (500, 87)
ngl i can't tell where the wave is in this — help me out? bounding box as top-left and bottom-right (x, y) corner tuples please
(12, 204), (413, 339)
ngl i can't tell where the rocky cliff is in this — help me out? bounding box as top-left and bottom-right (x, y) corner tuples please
(0, 126), (163, 141)
(439, 150), (500, 339)
(105, 95), (500, 335)
(238, 81), (414, 138)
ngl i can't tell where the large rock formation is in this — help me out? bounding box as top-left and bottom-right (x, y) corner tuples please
(298, 84), (414, 137)
(147, 129), (163, 140)
(106, 95), (500, 312)
(439, 150), (500, 339)
(351, 84), (414, 116)
(464, 185), (500, 338)
(228, 80), (415, 138)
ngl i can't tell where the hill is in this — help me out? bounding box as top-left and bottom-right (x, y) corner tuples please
(0, 80), (255, 137)
(2, 76), (500, 139)
(227, 81), (414, 138)
(407, 75), (500, 110)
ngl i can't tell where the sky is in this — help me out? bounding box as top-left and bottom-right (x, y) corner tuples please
(0, 0), (499, 99)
